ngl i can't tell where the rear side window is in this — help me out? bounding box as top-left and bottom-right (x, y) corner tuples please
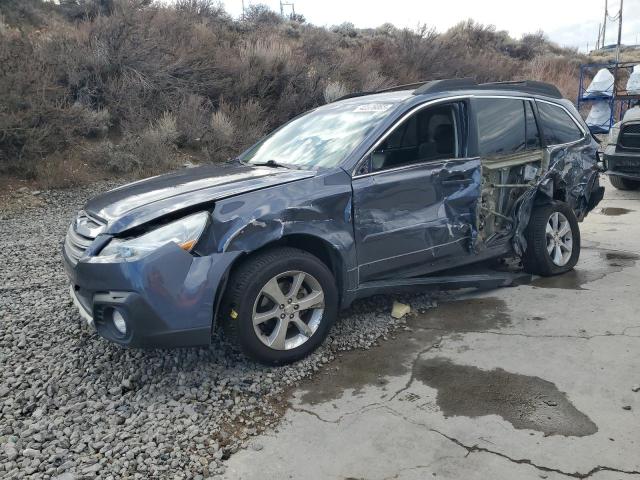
(536, 102), (584, 145)
(476, 98), (526, 157)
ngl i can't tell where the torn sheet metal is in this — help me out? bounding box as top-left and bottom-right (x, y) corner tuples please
(509, 141), (603, 256)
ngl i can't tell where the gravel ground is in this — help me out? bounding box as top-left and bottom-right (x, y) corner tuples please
(0, 185), (437, 479)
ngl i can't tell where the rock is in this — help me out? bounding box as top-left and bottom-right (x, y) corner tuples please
(82, 463), (102, 474)
(632, 385), (640, 393)
(22, 448), (40, 458)
(391, 301), (411, 319)
(250, 442), (263, 451)
(4, 444), (18, 461)
(622, 405), (632, 411)
(53, 473), (76, 480)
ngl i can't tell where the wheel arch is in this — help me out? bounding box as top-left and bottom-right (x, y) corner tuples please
(213, 234), (347, 330)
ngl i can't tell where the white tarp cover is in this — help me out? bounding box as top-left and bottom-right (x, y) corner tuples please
(584, 68), (614, 97)
(627, 65), (640, 94)
(586, 100), (611, 131)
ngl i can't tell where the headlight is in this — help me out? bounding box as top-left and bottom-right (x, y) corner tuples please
(99, 211), (209, 260)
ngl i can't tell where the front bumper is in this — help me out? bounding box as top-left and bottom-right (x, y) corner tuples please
(63, 242), (240, 348)
(604, 148), (640, 180)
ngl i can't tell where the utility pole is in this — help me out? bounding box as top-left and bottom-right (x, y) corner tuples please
(241, 0), (245, 18)
(279, 1), (295, 17)
(615, 0), (623, 62)
(602, 0), (608, 48)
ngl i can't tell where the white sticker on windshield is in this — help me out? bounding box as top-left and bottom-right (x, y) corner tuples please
(354, 103), (393, 113)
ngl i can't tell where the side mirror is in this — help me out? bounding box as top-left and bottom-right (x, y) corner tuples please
(371, 151), (387, 172)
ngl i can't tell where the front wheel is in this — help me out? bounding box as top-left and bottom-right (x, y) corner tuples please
(609, 175), (640, 191)
(522, 201), (581, 276)
(221, 247), (338, 365)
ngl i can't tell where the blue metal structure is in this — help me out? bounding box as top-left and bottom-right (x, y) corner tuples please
(577, 62), (639, 132)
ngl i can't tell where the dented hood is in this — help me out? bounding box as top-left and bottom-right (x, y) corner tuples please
(85, 163), (315, 234)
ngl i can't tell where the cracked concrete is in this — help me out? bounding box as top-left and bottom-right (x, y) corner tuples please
(223, 177), (640, 480)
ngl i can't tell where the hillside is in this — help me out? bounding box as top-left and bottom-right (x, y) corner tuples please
(0, 0), (586, 187)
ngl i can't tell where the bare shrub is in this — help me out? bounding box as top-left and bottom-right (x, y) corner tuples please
(134, 112), (179, 169)
(176, 94), (212, 148)
(210, 108), (235, 148)
(206, 99), (266, 162)
(0, 0), (584, 185)
(239, 37), (292, 67)
(71, 105), (112, 138)
(88, 113), (179, 173)
(362, 71), (393, 92)
(324, 81), (349, 103)
(34, 150), (92, 188)
(522, 55), (581, 100)
(243, 4), (281, 26)
(88, 140), (142, 174)
(175, 0), (227, 19)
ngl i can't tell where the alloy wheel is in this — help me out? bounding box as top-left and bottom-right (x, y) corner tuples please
(546, 211), (573, 266)
(252, 270), (325, 350)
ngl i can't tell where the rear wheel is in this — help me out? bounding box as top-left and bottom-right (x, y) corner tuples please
(522, 201), (580, 276)
(609, 175), (640, 190)
(221, 247), (338, 365)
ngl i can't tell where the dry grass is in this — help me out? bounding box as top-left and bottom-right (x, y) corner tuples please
(521, 55), (583, 100)
(0, 0), (587, 186)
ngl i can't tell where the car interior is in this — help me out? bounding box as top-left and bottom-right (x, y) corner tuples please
(369, 104), (460, 172)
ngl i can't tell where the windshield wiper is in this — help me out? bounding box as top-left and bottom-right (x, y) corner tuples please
(251, 159), (298, 169)
(225, 156), (245, 165)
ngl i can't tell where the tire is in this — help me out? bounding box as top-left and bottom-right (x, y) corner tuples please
(522, 201), (581, 276)
(609, 175), (640, 190)
(221, 247), (338, 365)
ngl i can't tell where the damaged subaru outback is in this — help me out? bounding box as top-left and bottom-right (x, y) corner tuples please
(63, 79), (604, 365)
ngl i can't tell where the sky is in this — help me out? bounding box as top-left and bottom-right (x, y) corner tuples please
(220, 0), (640, 52)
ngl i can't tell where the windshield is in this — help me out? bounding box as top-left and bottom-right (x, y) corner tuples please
(242, 101), (397, 169)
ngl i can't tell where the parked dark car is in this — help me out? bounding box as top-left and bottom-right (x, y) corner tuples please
(603, 103), (640, 190)
(63, 79), (604, 364)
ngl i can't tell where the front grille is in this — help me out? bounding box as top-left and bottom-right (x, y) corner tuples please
(64, 224), (94, 265)
(64, 211), (106, 265)
(622, 123), (640, 134)
(614, 166), (640, 174)
(620, 123), (640, 150)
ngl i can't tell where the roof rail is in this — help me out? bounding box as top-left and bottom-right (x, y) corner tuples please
(333, 91), (376, 102)
(412, 78), (563, 99)
(477, 80), (563, 99)
(376, 81), (432, 93)
(413, 78), (477, 95)
(334, 78), (563, 103)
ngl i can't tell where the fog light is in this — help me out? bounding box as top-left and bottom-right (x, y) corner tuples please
(112, 309), (127, 335)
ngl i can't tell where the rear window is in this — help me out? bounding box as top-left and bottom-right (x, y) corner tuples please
(476, 98), (526, 157)
(536, 102), (584, 145)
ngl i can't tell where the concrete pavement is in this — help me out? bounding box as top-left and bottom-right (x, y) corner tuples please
(224, 176), (640, 480)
